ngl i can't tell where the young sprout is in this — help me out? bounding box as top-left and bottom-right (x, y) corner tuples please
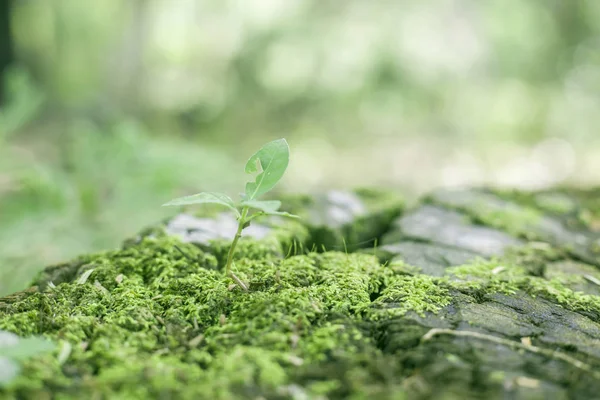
(163, 138), (299, 290)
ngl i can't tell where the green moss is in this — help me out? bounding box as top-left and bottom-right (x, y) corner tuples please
(503, 242), (564, 276)
(208, 236), (283, 268)
(578, 206), (600, 232)
(467, 201), (543, 240)
(387, 257), (423, 275)
(447, 258), (529, 280)
(33, 236), (220, 293)
(368, 276), (451, 319)
(4, 188), (600, 398)
(545, 270), (583, 286)
(0, 237), (410, 398)
(492, 189), (578, 216)
(445, 258), (525, 295)
(271, 219), (312, 256)
(524, 277), (600, 315)
(534, 193), (577, 215)
(429, 190), (544, 240)
(0, 230), (449, 398)
(446, 257), (600, 317)
(543, 260), (600, 296)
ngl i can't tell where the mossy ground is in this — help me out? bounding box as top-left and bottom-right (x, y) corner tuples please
(0, 236), (404, 399)
(1, 188), (600, 399)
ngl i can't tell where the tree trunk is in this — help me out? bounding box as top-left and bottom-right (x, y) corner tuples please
(0, 0), (13, 105)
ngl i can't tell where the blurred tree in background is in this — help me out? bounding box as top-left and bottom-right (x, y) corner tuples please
(0, 0), (13, 105)
(1, 0), (600, 295)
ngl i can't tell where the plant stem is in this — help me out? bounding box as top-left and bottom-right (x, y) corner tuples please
(225, 206), (249, 291)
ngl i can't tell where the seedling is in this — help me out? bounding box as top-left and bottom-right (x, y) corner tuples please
(163, 138), (299, 290)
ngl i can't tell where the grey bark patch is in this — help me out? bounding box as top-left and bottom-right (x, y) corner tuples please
(535, 217), (600, 266)
(431, 188), (518, 211)
(382, 205), (522, 257)
(307, 190), (367, 228)
(32, 259), (88, 291)
(299, 189), (403, 252)
(484, 291), (599, 323)
(377, 288), (600, 398)
(545, 260), (600, 296)
(377, 242), (482, 276)
(429, 188), (600, 266)
(165, 213), (272, 245)
(457, 301), (542, 338)
(483, 292), (600, 355)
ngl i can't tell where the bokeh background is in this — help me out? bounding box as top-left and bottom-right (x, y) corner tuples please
(1, 0), (600, 295)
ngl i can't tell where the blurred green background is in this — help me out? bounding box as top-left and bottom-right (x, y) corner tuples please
(1, 0), (600, 295)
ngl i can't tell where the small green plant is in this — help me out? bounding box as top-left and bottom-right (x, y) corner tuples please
(163, 138), (299, 290)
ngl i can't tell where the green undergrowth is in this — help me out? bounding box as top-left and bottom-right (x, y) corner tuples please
(3, 228), (599, 398)
(0, 234), (423, 398)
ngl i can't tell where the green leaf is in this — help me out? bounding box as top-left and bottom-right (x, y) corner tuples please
(244, 139), (290, 200)
(266, 211), (301, 219)
(241, 200), (282, 213)
(162, 192), (240, 217)
(76, 268), (95, 285)
(241, 199), (300, 219)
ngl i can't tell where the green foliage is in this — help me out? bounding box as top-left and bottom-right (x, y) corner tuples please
(0, 117), (245, 296)
(163, 192), (240, 217)
(163, 138), (292, 214)
(4, 2), (600, 301)
(240, 199), (299, 218)
(0, 68), (45, 143)
(240, 199), (281, 213)
(163, 139), (299, 290)
(0, 240), (409, 398)
(0, 330), (54, 387)
(243, 139), (290, 201)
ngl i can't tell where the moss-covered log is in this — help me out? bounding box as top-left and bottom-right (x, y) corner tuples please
(1, 188), (600, 399)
